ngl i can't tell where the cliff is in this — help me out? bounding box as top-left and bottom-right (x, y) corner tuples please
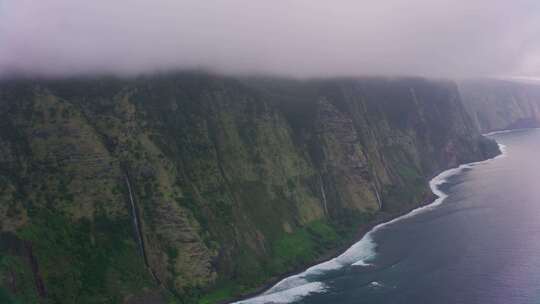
(459, 79), (540, 133)
(0, 73), (498, 303)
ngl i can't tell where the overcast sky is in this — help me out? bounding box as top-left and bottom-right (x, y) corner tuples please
(1, 0), (539, 78)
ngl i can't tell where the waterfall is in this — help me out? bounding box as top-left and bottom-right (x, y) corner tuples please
(374, 186), (383, 210)
(319, 175), (329, 215)
(125, 174), (146, 258)
(410, 88), (419, 105)
(124, 173), (162, 285)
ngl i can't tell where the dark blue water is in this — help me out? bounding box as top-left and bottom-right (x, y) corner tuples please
(240, 128), (540, 304)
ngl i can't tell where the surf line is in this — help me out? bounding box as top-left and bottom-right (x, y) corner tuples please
(235, 141), (507, 304)
(483, 127), (540, 137)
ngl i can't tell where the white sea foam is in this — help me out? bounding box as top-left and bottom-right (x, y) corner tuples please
(352, 259), (373, 267)
(235, 282), (327, 304)
(483, 127), (540, 137)
(236, 137), (509, 304)
(496, 143), (507, 159)
(484, 129), (515, 136)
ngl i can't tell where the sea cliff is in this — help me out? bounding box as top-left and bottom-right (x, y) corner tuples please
(0, 73), (498, 303)
(459, 79), (540, 133)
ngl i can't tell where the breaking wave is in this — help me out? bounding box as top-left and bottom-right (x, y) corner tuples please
(235, 282), (327, 304)
(236, 138), (507, 304)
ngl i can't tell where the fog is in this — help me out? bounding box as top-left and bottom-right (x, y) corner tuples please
(1, 0), (539, 78)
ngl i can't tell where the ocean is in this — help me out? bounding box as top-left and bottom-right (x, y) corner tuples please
(238, 128), (540, 304)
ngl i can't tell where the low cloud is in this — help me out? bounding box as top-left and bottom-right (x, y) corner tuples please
(1, 0), (539, 78)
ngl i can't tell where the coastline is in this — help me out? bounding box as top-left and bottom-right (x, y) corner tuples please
(226, 192), (435, 303)
(229, 140), (507, 304)
(483, 127), (540, 137)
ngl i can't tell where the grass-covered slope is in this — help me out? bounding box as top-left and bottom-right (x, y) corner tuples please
(0, 73), (499, 303)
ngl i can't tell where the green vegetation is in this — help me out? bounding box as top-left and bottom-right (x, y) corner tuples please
(0, 73), (497, 303)
(198, 284), (238, 304)
(396, 164), (421, 181)
(271, 220), (339, 269)
(0, 254), (39, 303)
(15, 209), (154, 304)
(196, 219), (361, 304)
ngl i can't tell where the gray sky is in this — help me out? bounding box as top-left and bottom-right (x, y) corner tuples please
(1, 0), (539, 78)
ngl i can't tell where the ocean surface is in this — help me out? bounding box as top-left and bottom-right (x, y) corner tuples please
(238, 128), (540, 304)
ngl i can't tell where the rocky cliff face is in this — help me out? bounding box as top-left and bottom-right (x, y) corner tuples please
(0, 73), (498, 303)
(459, 79), (540, 133)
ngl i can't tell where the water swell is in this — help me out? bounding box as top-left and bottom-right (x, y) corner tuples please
(236, 142), (507, 304)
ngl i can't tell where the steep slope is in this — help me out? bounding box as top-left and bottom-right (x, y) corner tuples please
(459, 79), (540, 133)
(0, 74), (498, 303)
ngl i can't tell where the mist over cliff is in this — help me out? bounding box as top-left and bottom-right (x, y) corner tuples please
(1, 1), (537, 303)
(459, 79), (540, 132)
(2, 0), (540, 78)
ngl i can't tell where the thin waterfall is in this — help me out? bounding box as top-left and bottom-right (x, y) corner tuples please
(374, 185), (383, 210)
(125, 174), (146, 259)
(123, 173), (162, 285)
(319, 175), (329, 215)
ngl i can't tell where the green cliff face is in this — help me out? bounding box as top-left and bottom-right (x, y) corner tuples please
(459, 79), (540, 133)
(0, 73), (498, 303)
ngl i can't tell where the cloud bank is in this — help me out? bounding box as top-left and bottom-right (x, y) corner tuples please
(1, 0), (539, 78)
